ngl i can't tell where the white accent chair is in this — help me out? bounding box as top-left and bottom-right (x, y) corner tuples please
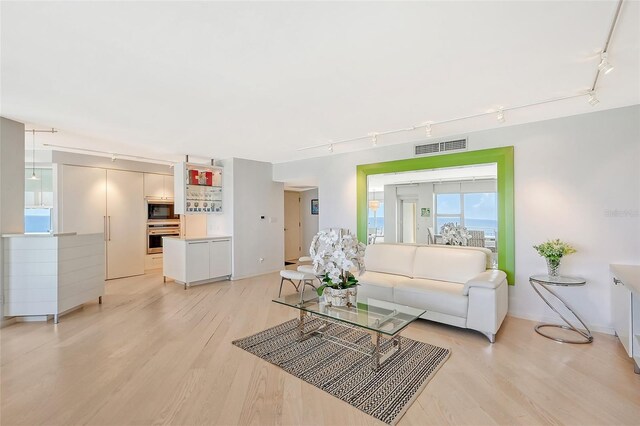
(358, 243), (508, 342)
(278, 270), (317, 298)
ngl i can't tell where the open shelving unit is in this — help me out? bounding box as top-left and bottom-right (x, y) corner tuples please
(174, 162), (223, 215)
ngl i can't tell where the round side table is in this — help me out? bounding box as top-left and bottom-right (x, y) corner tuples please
(529, 275), (593, 344)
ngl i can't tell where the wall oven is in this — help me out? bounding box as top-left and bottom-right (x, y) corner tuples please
(147, 199), (179, 222)
(147, 223), (180, 254)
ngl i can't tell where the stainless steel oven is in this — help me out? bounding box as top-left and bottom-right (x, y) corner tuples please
(147, 223), (180, 254)
(147, 199), (179, 222)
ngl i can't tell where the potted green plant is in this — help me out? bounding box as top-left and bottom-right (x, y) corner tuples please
(310, 229), (365, 307)
(533, 239), (576, 277)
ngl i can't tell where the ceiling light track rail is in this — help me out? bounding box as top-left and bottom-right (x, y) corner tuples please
(299, 0), (625, 154)
(42, 143), (174, 167)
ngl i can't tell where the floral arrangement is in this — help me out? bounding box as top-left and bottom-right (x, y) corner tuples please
(440, 222), (471, 246)
(533, 239), (576, 261)
(310, 229), (366, 296)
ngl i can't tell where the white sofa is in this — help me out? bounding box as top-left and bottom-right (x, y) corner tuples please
(358, 243), (508, 342)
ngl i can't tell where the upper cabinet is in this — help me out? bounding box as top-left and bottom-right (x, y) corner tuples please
(144, 173), (173, 199)
(174, 162), (223, 215)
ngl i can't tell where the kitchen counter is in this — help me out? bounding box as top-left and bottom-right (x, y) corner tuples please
(3, 233), (105, 323)
(163, 235), (230, 242)
(163, 236), (232, 288)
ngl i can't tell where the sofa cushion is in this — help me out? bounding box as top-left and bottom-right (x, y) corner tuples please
(364, 244), (416, 278)
(357, 271), (406, 301)
(412, 246), (486, 284)
(394, 277), (468, 318)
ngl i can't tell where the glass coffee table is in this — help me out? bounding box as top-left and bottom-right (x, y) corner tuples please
(273, 291), (426, 370)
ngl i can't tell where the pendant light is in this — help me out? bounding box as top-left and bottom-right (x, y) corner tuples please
(29, 130), (39, 180)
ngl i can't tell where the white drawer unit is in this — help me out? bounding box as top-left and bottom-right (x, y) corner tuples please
(163, 236), (232, 289)
(610, 264), (640, 374)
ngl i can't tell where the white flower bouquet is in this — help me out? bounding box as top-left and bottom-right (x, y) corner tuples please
(310, 228), (366, 296)
(440, 222), (471, 246)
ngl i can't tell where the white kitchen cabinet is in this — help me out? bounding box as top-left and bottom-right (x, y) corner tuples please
(144, 173), (173, 199)
(106, 170), (145, 279)
(59, 165), (107, 234)
(163, 236), (232, 289)
(186, 240), (210, 282)
(210, 239), (232, 277)
(58, 165), (145, 280)
(611, 264), (640, 374)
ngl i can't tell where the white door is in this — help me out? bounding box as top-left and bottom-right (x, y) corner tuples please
(284, 191), (301, 261)
(143, 173), (164, 198)
(59, 165), (106, 234)
(186, 241), (210, 282)
(210, 239), (232, 278)
(399, 199), (417, 243)
(163, 175), (174, 199)
(106, 170), (145, 279)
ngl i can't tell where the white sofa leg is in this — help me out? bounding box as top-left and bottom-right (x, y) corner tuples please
(481, 331), (496, 343)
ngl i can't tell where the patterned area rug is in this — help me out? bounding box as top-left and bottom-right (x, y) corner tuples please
(232, 318), (450, 425)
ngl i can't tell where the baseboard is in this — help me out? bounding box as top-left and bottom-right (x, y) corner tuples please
(507, 311), (615, 335)
(1, 317), (17, 328)
(231, 268), (282, 281)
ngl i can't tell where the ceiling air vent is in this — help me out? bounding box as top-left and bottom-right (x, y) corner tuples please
(414, 138), (467, 156)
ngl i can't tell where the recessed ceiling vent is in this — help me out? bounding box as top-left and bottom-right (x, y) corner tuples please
(415, 138), (467, 156)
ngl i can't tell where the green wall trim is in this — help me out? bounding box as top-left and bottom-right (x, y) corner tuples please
(356, 147), (515, 284)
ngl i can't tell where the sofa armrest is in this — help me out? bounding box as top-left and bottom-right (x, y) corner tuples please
(463, 270), (507, 295)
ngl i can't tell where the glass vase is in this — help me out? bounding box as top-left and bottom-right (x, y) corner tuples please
(546, 258), (561, 277)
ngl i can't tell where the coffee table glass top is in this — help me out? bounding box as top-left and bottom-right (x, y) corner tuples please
(273, 291), (426, 336)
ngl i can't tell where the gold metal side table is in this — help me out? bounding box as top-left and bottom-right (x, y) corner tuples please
(529, 275), (593, 344)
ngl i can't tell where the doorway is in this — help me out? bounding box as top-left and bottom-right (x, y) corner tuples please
(398, 198), (417, 243)
(284, 191), (301, 261)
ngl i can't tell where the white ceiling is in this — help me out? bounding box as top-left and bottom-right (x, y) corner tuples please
(368, 163), (497, 192)
(2, 1), (639, 164)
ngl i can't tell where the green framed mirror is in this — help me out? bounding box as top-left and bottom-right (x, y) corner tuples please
(356, 146), (515, 284)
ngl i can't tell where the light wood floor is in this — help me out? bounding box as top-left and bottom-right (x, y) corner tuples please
(1, 270), (639, 426)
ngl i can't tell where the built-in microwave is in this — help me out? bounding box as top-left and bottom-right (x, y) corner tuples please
(147, 199), (179, 222)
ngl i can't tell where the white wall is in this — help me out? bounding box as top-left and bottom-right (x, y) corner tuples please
(299, 188), (319, 255)
(1, 117), (26, 325)
(208, 158), (284, 279)
(273, 105), (640, 333)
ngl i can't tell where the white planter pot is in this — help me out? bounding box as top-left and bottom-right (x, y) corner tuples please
(323, 287), (358, 307)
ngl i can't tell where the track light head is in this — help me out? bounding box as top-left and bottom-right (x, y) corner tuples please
(369, 133), (378, 146)
(497, 108), (505, 123)
(328, 144), (334, 153)
(587, 91), (599, 106)
(111, 153), (117, 162)
(425, 123), (432, 138)
(598, 52), (614, 75)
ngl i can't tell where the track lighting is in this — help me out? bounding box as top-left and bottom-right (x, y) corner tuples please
(328, 144), (334, 153)
(588, 91), (599, 106)
(369, 133), (378, 146)
(425, 123), (432, 138)
(598, 52), (614, 75)
(496, 109), (505, 123)
(111, 153), (117, 162)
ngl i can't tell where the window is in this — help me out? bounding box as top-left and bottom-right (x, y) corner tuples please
(24, 168), (53, 234)
(435, 192), (497, 237)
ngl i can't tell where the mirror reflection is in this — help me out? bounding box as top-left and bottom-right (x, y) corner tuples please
(367, 163), (498, 266)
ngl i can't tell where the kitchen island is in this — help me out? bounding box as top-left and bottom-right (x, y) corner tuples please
(2, 232), (105, 323)
(163, 235), (232, 289)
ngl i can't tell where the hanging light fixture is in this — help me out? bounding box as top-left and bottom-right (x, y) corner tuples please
(29, 130), (39, 180)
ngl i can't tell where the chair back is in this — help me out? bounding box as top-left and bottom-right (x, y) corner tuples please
(467, 230), (485, 247)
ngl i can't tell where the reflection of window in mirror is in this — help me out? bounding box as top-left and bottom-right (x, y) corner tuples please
(367, 163), (498, 267)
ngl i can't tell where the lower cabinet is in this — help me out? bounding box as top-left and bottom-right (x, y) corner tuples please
(163, 236), (232, 288)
